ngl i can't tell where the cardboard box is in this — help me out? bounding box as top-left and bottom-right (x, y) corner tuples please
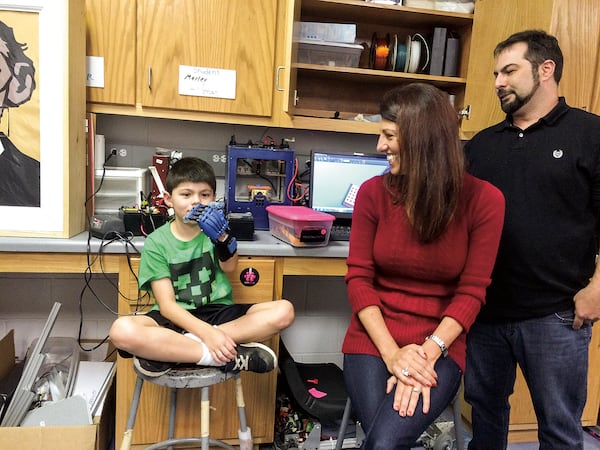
(0, 331), (114, 450)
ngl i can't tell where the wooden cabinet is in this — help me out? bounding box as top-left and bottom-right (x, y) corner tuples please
(85, 0), (136, 106)
(86, 0), (291, 127)
(138, 0), (277, 117)
(284, 0), (474, 134)
(461, 0), (600, 137)
(284, 0), (600, 136)
(85, 1), (600, 133)
(115, 256), (279, 448)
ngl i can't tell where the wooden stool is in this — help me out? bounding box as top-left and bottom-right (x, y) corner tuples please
(120, 365), (252, 450)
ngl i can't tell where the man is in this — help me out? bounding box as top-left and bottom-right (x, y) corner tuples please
(0, 20), (39, 207)
(465, 30), (600, 449)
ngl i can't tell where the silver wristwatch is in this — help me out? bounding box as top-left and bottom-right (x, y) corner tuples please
(426, 334), (448, 358)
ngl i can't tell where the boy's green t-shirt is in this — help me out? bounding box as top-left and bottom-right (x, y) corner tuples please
(138, 222), (234, 310)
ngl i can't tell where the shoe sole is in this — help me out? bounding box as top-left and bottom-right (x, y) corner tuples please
(133, 356), (171, 378)
(237, 342), (278, 371)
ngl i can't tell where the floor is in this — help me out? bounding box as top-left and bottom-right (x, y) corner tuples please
(504, 431), (600, 449)
(414, 425), (600, 450)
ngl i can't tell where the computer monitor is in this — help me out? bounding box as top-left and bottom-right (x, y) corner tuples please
(309, 150), (388, 221)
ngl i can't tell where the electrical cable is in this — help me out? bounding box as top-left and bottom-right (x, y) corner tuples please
(286, 157), (308, 203)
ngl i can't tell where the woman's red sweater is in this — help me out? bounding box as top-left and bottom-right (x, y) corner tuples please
(342, 173), (505, 372)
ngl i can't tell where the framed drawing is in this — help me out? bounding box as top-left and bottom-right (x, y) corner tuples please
(0, 0), (85, 237)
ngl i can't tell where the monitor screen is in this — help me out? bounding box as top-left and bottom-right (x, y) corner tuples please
(309, 151), (388, 220)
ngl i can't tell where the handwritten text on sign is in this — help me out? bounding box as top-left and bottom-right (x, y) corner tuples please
(178, 65), (236, 99)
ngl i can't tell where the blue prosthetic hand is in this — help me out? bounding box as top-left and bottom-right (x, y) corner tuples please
(184, 202), (228, 241)
(184, 202), (237, 261)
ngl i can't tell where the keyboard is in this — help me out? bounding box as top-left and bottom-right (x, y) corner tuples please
(329, 224), (352, 241)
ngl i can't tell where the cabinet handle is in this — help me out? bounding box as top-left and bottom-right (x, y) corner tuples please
(147, 67), (152, 90)
(458, 104), (471, 120)
(275, 65), (285, 92)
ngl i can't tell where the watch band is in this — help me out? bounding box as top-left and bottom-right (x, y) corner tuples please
(426, 334), (448, 358)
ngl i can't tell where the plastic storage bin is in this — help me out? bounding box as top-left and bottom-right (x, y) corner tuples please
(295, 22), (357, 44)
(266, 205), (334, 247)
(297, 39), (364, 68)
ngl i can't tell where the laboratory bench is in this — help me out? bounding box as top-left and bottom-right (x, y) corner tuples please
(0, 231), (598, 446)
(0, 230), (348, 449)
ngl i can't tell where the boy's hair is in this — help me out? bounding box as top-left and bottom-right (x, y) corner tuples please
(165, 157), (216, 193)
(494, 29), (563, 84)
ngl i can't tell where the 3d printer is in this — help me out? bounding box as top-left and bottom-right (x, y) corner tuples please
(226, 145), (295, 230)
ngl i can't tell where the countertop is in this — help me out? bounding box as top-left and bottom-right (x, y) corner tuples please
(0, 230), (349, 258)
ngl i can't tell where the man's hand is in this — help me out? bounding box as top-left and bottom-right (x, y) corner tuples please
(573, 283), (600, 329)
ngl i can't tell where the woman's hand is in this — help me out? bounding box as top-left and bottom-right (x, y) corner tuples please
(383, 343), (438, 389)
(387, 375), (431, 416)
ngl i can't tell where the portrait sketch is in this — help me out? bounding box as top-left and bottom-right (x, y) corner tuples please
(0, 12), (39, 207)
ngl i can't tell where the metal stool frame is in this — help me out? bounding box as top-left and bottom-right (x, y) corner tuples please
(120, 366), (251, 450)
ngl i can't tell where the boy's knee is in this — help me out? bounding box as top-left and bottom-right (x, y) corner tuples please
(278, 299), (295, 328)
(109, 317), (134, 348)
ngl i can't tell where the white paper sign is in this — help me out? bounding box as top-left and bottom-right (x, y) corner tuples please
(86, 56), (105, 88)
(178, 65), (236, 99)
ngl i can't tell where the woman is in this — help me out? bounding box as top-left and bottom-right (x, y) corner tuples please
(342, 83), (505, 449)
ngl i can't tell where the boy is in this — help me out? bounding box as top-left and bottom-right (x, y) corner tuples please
(109, 157), (295, 377)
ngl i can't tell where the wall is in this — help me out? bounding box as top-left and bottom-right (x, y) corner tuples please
(2, 115), (371, 364)
(0, 273), (117, 361)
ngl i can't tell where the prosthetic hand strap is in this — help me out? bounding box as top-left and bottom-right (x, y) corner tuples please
(215, 233), (237, 262)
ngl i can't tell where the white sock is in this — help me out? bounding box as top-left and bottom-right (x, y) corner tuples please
(183, 332), (219, 366)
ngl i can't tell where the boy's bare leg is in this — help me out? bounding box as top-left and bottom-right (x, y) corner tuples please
(217, 299), (295, 343)
(110, 315), (204, 363)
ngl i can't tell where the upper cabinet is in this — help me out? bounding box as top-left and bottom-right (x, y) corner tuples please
(85, 0), (136, 106)
(86, 0), (288, 126)
(461, 0), (600, 137)
(85, 0), (600, 135)
(138, 0), (277, 117)
(283, 0), (475, 134)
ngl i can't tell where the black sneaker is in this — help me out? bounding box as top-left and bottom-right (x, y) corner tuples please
(133, 356), (173, 377)
(221, 342), (277, 373)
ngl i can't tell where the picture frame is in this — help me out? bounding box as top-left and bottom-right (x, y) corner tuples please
(0, 0), (85, 237)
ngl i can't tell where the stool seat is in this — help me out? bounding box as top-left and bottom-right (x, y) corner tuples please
(136, 365), (236, 389)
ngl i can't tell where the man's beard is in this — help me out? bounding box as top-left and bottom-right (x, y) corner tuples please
(498, 71), (540, 115)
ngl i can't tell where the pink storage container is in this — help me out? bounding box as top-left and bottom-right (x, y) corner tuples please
(266, 205), (335, 247)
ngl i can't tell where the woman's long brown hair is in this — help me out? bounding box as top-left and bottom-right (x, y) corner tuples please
(380, 83), (464, 243)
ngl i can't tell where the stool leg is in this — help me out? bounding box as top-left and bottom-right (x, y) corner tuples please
(335, 397), (352, 450)
(167, 387), (177, 450)
(120, 376), (144, 450)
(234, 375), (253, 450)
(201, 385), (210, 450)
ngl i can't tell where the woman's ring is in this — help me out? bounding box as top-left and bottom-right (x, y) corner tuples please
(412, 387), (421, 393)
(401, 367), (410, 377)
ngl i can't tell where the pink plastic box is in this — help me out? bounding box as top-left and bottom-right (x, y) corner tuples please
(266, 205), (335, 247)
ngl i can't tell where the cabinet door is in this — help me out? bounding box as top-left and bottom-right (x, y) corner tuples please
(549, 0), (600, 113)
(85, 0), (136, 106)
(460, 0), (554, 136)
(139, 0), (277, 117)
